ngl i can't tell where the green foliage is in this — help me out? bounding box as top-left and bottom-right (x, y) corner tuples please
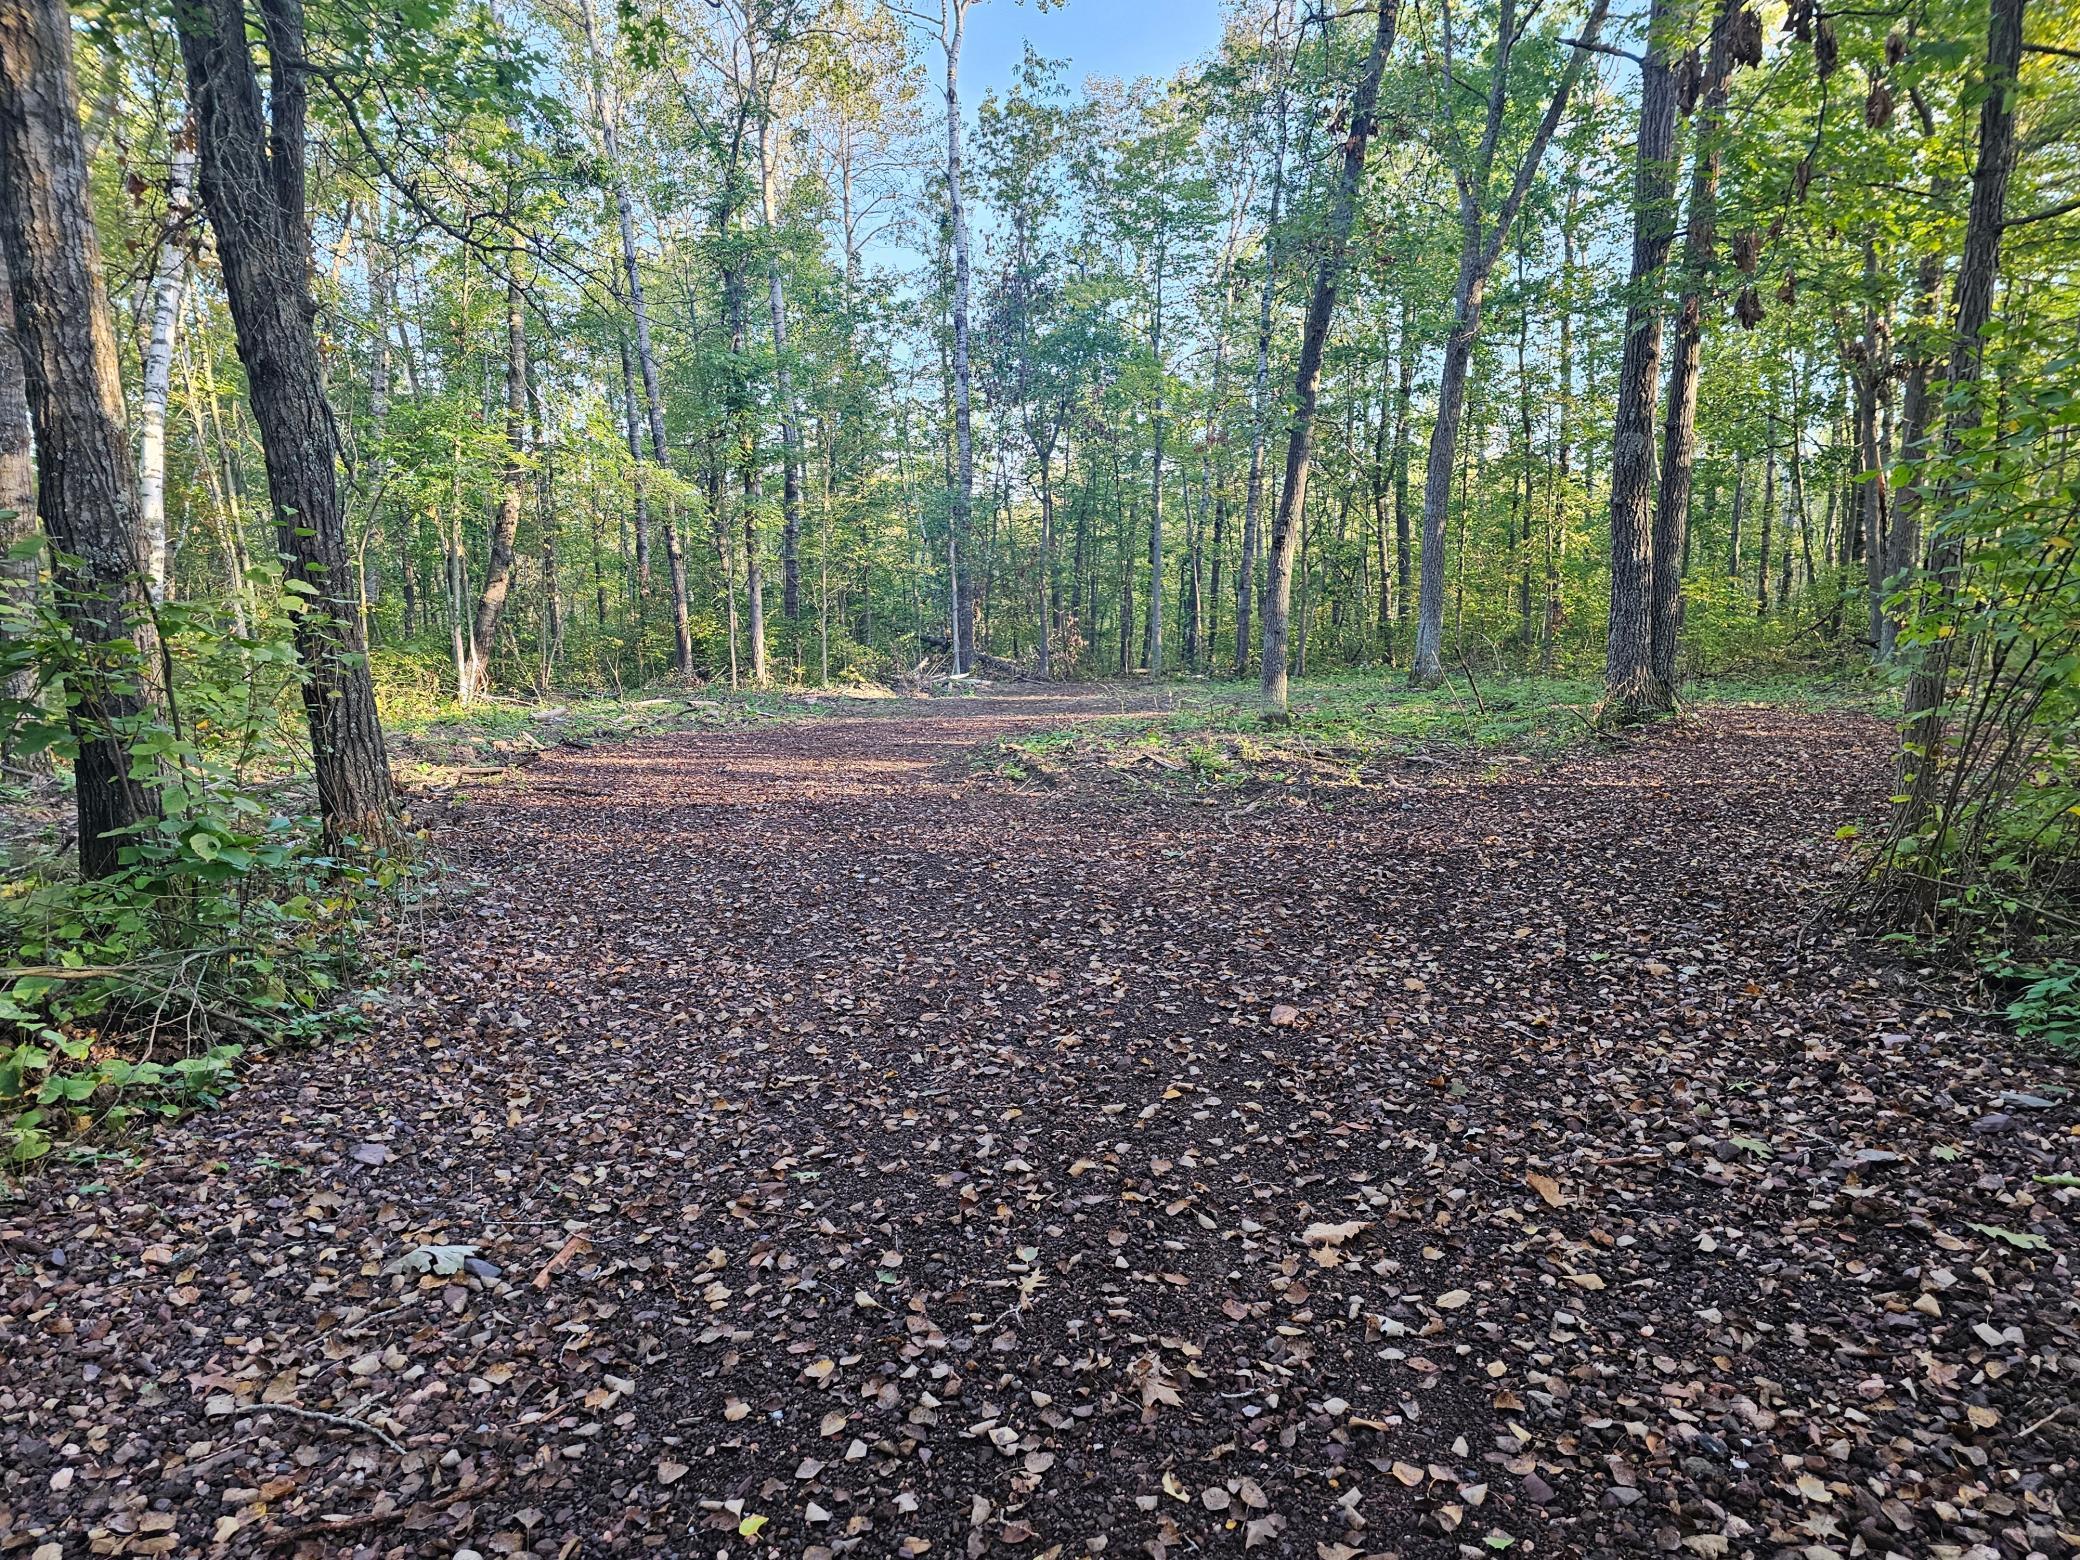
(2004, 965), (2080, 1052)
(1874, 351), (2080, 965)
(0, 571), (417, 1168)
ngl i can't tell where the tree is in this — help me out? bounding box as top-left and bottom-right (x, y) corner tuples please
(0, 255), (41, 768)
(1895, 0), (2026, 861)
(1602, 0), (1683, 716)
(137, 124), (196, 603)
(175, 0), (394, 841)
(1234, 0), (1300, 678)
(466, 259), (529, 697)
(1408, 0), (1610, 686)
(1646, 0), (1743, 693)
(0, 0), (162, 875)
(1259, 0), (1402, 714)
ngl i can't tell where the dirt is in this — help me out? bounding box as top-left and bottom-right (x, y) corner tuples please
(3, 690), (2075, 1560)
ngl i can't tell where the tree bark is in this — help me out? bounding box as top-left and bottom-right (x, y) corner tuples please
(466, 261), (528, 697)
(176, 0), (393, 842)
(138, 126), (196, 603)
(760, 111), (805, 625)
(0, 0), (163, 873)
(1392, 292), (1413, 649)
(1648, 0), (1740, 692)
(942, 0), (976, 671)
(1411, 0), (1610, 685)
(1146, 251), (1167, 672)
(580, 0), (666, 599)
(1602, 0), (1682, 715)
(1234, 0), (1297, 679)
(0, 250), (45, 768)
(1259, 0), (1401, 715)
(1898, 0), (2024, 848)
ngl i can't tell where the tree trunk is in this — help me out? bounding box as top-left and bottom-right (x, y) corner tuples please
(1234, 0), (1297, 679)
(0, 250), (45, 769)
(1884, 245), (1946, 662)
(1145, 259), (1166, 672)
(138, 126), (195, 603)
(1411, 0), (1609, 685)
(1393, 293), (1413, 649)
(761, 113), (805, 625)
(1898, 0), (2024, 848)
(1727, 450), (1745, 578)
(580, 0), (664, 596)
(1035, 447), (1055, 677)
(0, 0), (163, 873)
(1648, 0), (1739, 691)
(742, 459), (767, 685)
(1259, 0), (1401, 715)
(1602, 0), (1682, 715)
(467, 261), (528, 697)
(1757, 446), (1773, 613)
(176, 0), (393, 842)
(1857, 240), (1892, 655)
(942, 2), (975, 671)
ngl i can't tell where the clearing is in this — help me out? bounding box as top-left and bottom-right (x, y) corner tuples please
(2, 690), (2074, 1559)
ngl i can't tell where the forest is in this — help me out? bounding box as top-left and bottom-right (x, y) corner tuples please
(1, 0), (2077, 1552)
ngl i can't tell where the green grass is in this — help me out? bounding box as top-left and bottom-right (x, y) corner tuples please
(985, 670), (1898, 790)
(381, 686), (887, 779)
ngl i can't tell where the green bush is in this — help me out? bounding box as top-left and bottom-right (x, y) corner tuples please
(0, 560), (418, 1166)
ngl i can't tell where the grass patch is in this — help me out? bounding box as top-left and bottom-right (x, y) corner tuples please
(383, 686), (888, 787)
(982, 671), (1897, 791)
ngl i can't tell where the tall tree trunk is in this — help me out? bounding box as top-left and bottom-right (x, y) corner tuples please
(1411, 0), (1609, 685)
(1602, 0), (1682, 715)
(1146, 258), (1167, 672)
(0, 0), (163, 873)
(742, 458), (767, 685)
(1035, 444), (1055, 676)
(580, 0), (663, 599)
(1884, 242), (1947, 662)
(138, 126), (195, 603)
(1235, 0), (1297, 679)
(1727, 450), (1745, 578)
(941, 1), (975, 671)
(615, 336), (653, 642)
(1857, 240), (1892, 655)
(176, 0), (393, 841)
(467, 261), (528, 697)
(1648, 0), (1740, 691)
(665, 506), (694, 677)
(1259, 0), (1401, 715)
(1393, 292), (1413, 649)
(1898, 0), (2024, 850)
(0, 251), (46, 769)
(761, 112), (805, 626)
(1757, 445), (1774, 614)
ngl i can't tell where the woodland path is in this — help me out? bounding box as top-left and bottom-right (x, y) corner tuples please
(3, 691), (2076, 1560)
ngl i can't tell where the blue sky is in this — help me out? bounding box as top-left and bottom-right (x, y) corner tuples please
(961, 0), (1227, 102)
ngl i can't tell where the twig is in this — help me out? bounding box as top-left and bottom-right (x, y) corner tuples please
(271, 1470), (506, 1542)
(260, 1400), (407, 1456)
(2020, 1403), (2070, 1439)
(533, 1230), (592, 1289)
(1456, 659), (1490, 716)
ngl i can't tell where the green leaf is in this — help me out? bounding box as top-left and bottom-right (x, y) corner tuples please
(1965, 1222), (2052, 1251)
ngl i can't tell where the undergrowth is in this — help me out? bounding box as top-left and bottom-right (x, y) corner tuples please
(984, 672), (1894, 789)
(0, 568), (431, 1171)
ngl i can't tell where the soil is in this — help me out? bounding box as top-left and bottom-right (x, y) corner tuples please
(2, 691), (2075, 1560)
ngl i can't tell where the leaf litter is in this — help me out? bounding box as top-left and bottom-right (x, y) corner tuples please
(0, 693), (2074, 1558)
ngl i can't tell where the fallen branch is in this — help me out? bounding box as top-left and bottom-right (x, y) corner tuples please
(260, 1400), (407, 1456)
(533, 1230), (592, 1289)
(270, 1470), (505, 1542)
